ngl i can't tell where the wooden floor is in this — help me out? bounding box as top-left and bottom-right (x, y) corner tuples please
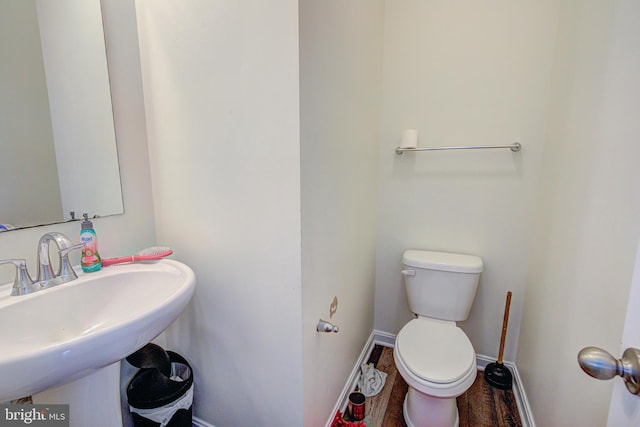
(354, 345), (522, 427)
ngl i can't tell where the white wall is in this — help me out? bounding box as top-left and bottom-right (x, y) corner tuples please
(518, 0), (640, 425)
(0, 0), (155, 296)
(374, 0), (558, 361)
(299, 1), (383, 425)
(135, 1), (303, 426)
(0, 0), (62, 227)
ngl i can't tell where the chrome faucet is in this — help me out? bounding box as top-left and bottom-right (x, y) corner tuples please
(0, 232), (84, 296)
(36, 232), (84, 286)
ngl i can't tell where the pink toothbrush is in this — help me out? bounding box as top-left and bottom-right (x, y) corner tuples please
(102, 246), (173, 267)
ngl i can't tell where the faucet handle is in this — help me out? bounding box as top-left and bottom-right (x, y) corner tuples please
(58, 243), (85, 281)
(0, 259), (38, 296)
(37, 239), (55, 282)
(36, 232), (75, 282)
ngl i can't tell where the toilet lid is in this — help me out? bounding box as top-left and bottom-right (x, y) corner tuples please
(396, 318), (475, 384)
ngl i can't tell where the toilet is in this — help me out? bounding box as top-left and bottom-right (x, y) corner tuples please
(393, 250), (483, 427)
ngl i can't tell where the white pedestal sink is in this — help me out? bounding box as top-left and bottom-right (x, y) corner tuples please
(0, 259), (195, 427)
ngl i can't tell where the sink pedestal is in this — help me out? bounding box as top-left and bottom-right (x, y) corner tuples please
(33, 362), (123, 427)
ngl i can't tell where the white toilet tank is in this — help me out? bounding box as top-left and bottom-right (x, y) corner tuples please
(402, 250), (483, 321)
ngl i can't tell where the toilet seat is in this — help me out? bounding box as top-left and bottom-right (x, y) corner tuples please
(394, 317), (476, 397)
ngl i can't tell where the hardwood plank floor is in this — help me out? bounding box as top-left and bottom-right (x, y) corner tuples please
(351, 345), (521, 427)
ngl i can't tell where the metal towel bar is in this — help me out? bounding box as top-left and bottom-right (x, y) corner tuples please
(395, 142), (521, 155)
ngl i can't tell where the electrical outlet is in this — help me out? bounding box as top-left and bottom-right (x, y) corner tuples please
(329, 296), (338, 318)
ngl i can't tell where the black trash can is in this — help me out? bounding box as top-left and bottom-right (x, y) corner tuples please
(127, 351), (194, 427)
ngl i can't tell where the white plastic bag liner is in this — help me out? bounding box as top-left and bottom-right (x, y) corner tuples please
(129, 384), (194, 427)
(357, 363), (387, 397)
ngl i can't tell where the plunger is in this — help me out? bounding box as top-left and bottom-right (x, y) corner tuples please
(484, 291), (513, 390)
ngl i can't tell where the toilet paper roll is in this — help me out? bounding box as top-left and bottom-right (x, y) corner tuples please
(400, 129), (418, 149)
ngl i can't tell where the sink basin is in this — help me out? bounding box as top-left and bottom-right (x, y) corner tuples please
(0, 259), (195, 404)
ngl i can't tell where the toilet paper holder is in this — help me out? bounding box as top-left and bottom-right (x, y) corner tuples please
(317, 319), (339, 333)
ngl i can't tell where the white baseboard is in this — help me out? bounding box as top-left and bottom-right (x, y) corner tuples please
(507, 362), (536, 427)
(475, 353), (494, 371)
(194, 331), (382, 427)
(324, 330), (536, 427)
(475, 354), (535, 427)
(193, 416), (216, 427)
(373, 329), (396, 348)
(323, 331), (377, 427)
(196, 330), (536, 427)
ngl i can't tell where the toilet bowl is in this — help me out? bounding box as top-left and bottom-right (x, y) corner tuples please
(394, 317), (477, 427)
(394, 250), (483, 427)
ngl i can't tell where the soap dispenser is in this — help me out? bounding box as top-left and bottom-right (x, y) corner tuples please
(80, 213), (102, 272)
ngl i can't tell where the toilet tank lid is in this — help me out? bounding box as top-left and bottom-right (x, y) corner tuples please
(403, 250), (483, 273)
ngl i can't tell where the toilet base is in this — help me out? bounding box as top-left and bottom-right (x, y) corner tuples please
(403, 387), (459, 427)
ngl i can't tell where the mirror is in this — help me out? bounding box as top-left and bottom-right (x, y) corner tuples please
(0, 0), (123, 232)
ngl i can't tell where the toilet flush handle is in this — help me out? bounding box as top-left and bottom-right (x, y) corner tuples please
(401, 269), (415, 276)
